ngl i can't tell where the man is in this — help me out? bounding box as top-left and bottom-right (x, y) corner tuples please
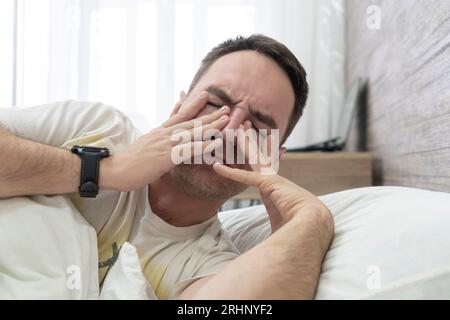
(0, 34), (334, 299)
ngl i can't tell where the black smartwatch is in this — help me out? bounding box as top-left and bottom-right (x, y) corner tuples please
(71, 145), (110, 198)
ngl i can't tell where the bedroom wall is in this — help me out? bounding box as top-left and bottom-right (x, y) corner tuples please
(345, 0), (450, 192)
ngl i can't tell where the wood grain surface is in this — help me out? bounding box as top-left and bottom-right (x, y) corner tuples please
(233, 152), (373, 199)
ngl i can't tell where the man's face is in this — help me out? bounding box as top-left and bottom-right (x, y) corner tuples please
(169, 50), (295, 199)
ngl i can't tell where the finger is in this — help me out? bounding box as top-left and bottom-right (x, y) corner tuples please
(235, 124), (251, 166)
(170, 103), (182, 117)
(190, 115), (229, 141)
(191, 138), (223, 162)
(236, 125), (264, 172)
(163, 91), (208, 127)
(170, 91), (187, 117)
(172, 139), (223, 164)
(259, 131), (279, 175)
(171, 115), (229, 144)
(169, 105), (230, 131)
(212, 162), (263, 187)
(239, 121), (253, 157)
(238, 123), (278, 175)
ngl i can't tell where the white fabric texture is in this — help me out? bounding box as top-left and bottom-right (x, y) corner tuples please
(0, 100), (239, 300)
(0, 195), (99, 299)
(219, 187), (450, 299)
(132, 206), (239, 300)
(99, 242), (157, 300)
(0, 0), (345, 149)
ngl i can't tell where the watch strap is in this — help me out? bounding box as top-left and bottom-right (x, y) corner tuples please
(79, 152), (101, 198)
(71, 146), (110, 198)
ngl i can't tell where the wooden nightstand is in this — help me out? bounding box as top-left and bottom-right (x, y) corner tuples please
(232, 152), (373, 200)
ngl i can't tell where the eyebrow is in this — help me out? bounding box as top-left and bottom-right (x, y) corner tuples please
(206, 86), (278, 129)
(206, 86), (239, 106)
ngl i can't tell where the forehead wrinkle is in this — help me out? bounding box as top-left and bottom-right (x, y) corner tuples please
(205, 86), (241, 106)
(207, 85), (278, 129)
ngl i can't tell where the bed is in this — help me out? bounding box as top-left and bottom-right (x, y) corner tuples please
(1, 0), (449, 300)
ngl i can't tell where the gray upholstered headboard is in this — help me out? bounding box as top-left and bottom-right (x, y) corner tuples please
(345, 0), (450, 192)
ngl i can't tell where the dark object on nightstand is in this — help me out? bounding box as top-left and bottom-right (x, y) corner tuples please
(289, 78), (365, 153)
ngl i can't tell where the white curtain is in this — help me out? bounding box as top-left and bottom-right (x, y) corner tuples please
(0, 0), (345, 149)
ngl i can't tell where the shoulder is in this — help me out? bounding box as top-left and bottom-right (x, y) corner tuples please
(59, 100), (141, 150)
(60, 100), (134, 129)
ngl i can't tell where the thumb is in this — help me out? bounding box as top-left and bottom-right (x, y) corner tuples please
(170, 90), (187, 117)
(212, 162), (263, 187)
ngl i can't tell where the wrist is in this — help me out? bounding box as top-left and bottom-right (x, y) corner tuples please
(99, 156), (117, 190)
(68, 151), (82, 192)
(291, 204), (335, 248)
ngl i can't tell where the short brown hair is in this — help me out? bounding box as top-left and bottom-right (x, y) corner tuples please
(189, 34), (309, 143)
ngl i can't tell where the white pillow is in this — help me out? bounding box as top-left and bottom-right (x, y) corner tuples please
(219, 187), (450, 299)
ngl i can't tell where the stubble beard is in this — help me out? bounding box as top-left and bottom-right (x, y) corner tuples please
(166, 163), (248, 200)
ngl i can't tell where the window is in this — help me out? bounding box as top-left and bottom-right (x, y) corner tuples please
(0, 0), (345, 149)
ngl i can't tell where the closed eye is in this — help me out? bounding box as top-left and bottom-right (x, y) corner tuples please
(208, 102), (262, 132)
(207, 102), (222, 109)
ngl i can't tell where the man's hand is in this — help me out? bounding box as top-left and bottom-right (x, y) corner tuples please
(0, 92), (229, 198)
(181, 124), (335, 300)
(101, 91), (230, 192)
(213, 122), (333, 233)
(183, 161), (334, 300)
(214, 161), (332, 233)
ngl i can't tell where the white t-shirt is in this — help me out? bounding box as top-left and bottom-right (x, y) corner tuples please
(0, 100), (239, 299)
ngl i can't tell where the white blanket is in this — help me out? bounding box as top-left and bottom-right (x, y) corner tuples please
(0, 195), (98, 299)
(2, 186), (450, 299)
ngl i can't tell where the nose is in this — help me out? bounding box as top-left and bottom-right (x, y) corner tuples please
(221, 107), (248, 147)
(220, 107), (248, 163)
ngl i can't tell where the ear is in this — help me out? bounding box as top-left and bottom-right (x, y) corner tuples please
(279, 147), (287, 160)
(170, 90), (187, 116)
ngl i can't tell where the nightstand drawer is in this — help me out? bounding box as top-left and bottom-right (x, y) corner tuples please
(232, 152), (373, 199)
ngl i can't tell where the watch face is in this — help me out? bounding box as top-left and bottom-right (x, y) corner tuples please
(71, 145), (84, 154)
(72, 146), (109, 157)
(82, 146), (104, 153)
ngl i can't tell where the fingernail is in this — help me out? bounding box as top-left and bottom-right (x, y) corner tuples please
(200, 91), (208, 98)
(220, 115), (229, 121)
(220, 106), (229, 112)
